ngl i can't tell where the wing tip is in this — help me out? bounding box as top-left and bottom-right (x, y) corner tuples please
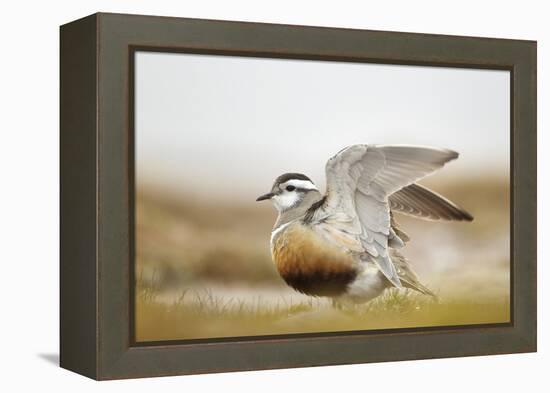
(447, 149), (459, 160)
(459, 209), (474, 222)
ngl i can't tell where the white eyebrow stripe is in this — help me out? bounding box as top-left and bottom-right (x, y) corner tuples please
(283, 179), (318, 190)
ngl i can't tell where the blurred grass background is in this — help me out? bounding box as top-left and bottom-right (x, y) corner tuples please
(135, 176), (510, 342)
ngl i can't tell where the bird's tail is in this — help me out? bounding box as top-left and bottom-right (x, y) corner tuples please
(390, 249), (437, 298)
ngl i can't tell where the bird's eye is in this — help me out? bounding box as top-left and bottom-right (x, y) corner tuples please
(286, 185), (296, 192)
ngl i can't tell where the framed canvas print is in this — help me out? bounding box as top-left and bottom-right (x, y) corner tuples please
(60, 13), (537, 380)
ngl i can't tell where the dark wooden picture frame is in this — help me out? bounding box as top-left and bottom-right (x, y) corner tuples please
(60, 12), (536, 380)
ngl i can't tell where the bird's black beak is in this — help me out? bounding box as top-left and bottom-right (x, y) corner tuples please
(256, 192), (274, 201)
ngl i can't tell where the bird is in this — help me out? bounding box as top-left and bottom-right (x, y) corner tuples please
(256, 144), (473, 306)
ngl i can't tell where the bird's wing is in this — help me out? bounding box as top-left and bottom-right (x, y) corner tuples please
(389, 183), (473, 221)
(318, 144), (459, 287)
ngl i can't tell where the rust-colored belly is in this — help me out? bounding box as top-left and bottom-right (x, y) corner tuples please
(272, 222), (358, 297)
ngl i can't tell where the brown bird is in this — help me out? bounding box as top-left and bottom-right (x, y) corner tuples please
(256, 144), (473, 305)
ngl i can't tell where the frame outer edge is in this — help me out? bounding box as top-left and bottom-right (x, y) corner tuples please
(515, 41), (537, 351)
(60, 13), (99, 379)
(89, 13), (537, 379)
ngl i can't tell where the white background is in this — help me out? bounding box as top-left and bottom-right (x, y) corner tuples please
(0, 0), (545, 391)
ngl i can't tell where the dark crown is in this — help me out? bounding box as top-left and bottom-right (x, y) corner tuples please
(274, 173), (312, 186)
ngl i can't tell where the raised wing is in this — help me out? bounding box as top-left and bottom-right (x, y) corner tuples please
(390, 183), (473, 221)
(321, 145), (459, 287)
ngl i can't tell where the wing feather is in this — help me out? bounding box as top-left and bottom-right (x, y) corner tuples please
(320, 144), (459, 287)
(390, 183), (473, 221)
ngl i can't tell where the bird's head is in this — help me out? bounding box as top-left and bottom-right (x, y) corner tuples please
(256, 173), (319, 212)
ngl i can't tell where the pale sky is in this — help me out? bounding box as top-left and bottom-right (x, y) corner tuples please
(135, 51), (510, 201)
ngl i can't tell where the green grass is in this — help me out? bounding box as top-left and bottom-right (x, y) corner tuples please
(135, 285), (510, 342)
